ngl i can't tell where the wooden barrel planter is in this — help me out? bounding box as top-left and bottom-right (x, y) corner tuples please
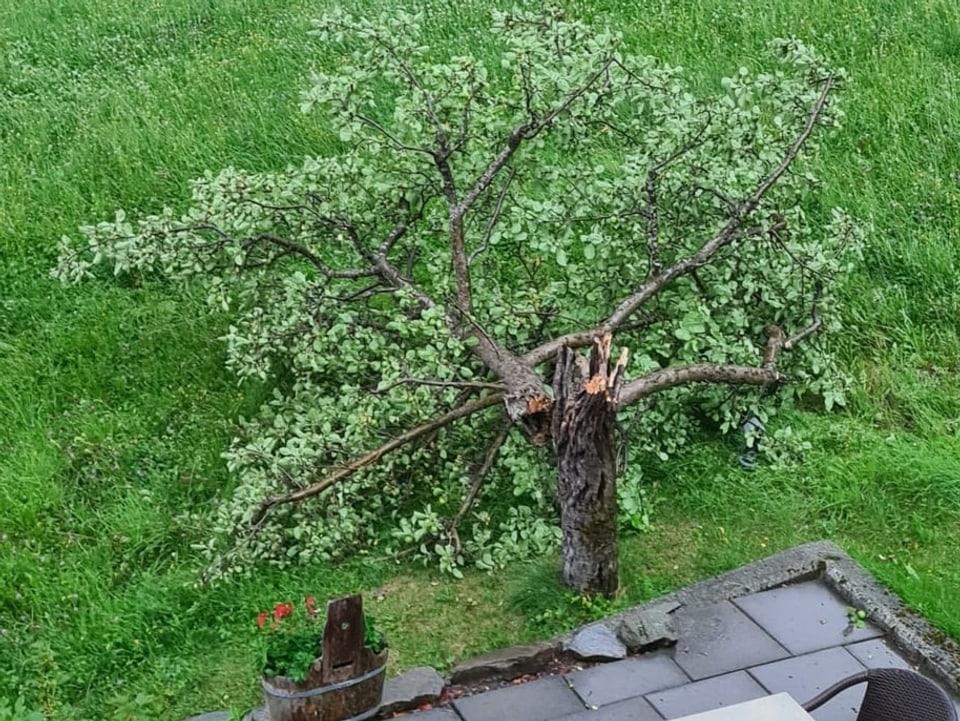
(261, 595), (387, 721)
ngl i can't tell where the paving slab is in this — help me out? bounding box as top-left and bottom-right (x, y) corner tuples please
(398, 709), (462, 721)
(747, 647), (866, 721)
(670, 601), (789, 679)
(556, 696), (663, 721)
(566, 653), (689, 707)
(733, 580), (882, 654)
(452, 676), (585, 721)
(644, 670), (767, 718)
(843, 638), (913, 670)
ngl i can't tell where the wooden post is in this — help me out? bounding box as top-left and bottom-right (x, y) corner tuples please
(261, 594), (387, 721)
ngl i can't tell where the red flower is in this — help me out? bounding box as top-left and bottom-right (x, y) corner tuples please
(273, 602), (294, 622)
(257, 611), (269, 629)
(305, 595), (317, 617)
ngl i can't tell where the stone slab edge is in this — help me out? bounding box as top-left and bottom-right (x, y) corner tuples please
(449, 639), (564, 685)
(821, 550), (960, 697)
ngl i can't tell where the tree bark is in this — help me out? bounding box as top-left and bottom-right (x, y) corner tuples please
(552, 335), (626, 596)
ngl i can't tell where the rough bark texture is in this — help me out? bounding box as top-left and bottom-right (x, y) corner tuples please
(552, 335), (627, 596)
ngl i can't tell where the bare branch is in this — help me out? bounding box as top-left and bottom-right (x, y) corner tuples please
(187, 223), (376, 279)
(438, 56), (619, 331)
(645, 112), (714, 276)
(784, 310), (822, 349)
(451, 73), (481, 154)
(617, 361), (777, 407)
(457, 56), (617, 217)
(617, 334), (781, 407)
(469, 167), (516, 266)
(376, 211), (413, 258)
(446, 420), (513, 552)
(334, 282), (389, 303)
(644, 167), (662, 275)
(249, 233), (377, 279)
(366, 32), (450, 154)
(355, 114), (435, 156)
(524, 75), (835, 368)
(249, 392), (504, 528)
(693, 185), (739, 214)
(370, 253), (437, 311)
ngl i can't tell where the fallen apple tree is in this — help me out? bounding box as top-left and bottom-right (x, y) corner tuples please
(55, 8), (862, 595)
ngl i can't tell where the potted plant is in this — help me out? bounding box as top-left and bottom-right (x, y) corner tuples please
(257, 594), (388, 721)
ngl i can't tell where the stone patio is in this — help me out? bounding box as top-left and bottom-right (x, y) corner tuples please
(386, 542), (960, 721)
(190, 542), (960, 721)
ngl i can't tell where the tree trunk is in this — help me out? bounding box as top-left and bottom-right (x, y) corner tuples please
(552, 335), (626, 597)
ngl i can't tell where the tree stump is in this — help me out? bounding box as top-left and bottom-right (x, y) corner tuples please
(552, 335), (628, 596)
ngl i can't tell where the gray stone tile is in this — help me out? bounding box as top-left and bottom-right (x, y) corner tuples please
(807, 693), (863, 721)
(844, 638), (914, 670)
(556, 696), (663, 721)
(567, 653), (689, 707)
(670, 601), (789, 679)
(748, 647), (865, 721)
(401, 708), (462, 721)
(452, 676), (585, 721)
(645, 670), (767, 718)
(733, 581), (882, 654)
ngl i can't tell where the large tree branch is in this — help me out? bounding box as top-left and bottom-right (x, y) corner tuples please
(430, 57), (620, 405)
(248, 392), (504, 528)
(523, 75), (834, 368)
(372, 376), (505, 395)
(434, 152), (473, 315)
(616, 317), (821, 407)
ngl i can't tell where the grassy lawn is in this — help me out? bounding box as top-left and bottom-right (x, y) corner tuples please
(2, 0), (959, 718)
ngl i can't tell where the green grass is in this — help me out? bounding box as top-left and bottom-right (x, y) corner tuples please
(3, 0), (960, 718)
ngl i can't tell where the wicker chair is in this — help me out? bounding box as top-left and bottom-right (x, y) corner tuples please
(802, 667), (957, 721)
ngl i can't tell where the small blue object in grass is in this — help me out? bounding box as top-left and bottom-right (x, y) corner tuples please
(739, 415), (764, 470)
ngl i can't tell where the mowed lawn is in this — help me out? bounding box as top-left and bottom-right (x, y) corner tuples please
(2, 0), (960, 718)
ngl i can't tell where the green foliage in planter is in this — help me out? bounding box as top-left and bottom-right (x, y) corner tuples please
(259, 601), (323, 683)
(258, 601), (387, 683)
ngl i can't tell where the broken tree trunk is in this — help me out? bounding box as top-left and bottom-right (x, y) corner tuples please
(552, 334), (628, 597)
